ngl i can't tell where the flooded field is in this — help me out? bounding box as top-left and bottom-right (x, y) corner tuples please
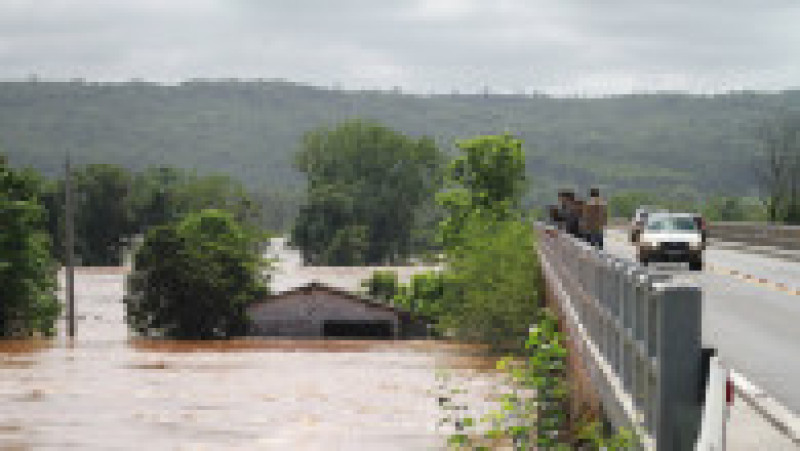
(0, 270), (505, 450)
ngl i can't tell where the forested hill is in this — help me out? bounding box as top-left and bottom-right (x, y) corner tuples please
(2, 80), (799, 201)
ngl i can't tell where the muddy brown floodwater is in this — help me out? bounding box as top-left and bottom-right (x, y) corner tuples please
(0, 270), (506, 450)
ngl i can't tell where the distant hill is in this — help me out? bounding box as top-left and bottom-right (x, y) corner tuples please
(2, 80), (799, 204)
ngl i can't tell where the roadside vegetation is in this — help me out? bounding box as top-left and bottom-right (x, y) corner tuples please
(361, 133), (536, 348)
(755, 112), (800, 224)
(356, 132), (631, 447)
(608, 190), (769, 222)
(436, 310), (634, 449)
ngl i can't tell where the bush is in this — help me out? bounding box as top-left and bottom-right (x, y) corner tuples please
(395, 271), (450, 320)
(361, 270), (400, 302)
(439, 213), (541, 350)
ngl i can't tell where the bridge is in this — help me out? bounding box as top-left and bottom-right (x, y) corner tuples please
(535, 222), (800, 450)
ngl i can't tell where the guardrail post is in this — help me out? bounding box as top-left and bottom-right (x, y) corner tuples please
(655, 282), (703, 451)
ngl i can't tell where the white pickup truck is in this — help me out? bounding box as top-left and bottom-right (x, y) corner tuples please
(636, 212), (705, 270)
(629, 205), (669, 243)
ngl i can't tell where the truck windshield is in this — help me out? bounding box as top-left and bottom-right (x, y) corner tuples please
(646, 216), (698, 232)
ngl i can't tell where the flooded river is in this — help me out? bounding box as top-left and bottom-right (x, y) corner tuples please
(0, 269), (504, 450)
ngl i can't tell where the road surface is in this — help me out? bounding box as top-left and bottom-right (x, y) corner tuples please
(604, 229), (800, 416)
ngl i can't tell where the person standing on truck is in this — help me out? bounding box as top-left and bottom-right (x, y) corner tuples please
(584, 187), (608, 249)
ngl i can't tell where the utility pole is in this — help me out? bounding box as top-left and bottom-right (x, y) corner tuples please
(65, 154), (76, 338)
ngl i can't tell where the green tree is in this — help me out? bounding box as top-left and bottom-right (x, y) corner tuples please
(428, 134), (540, 348)
(0, 156), (60, 337)
(127, 167), (186, 232)
(291, 119), (444, 265)
(437, 134), (526, 249)
(75, 164), (134, 265)
(124, 209), (269, 339)
(322, 224), (369, 266)
(291, 186), (364, 265)
(361, 270), (400, 302)
(41, 165), (267, 267)
(41, 164), (135, 266)
(755, 113), (800, 224)
(701, 196), (744, 222)
(439, 214), (541, 350)
(393, 271), (450, 321)
(129, 167), (262, 235)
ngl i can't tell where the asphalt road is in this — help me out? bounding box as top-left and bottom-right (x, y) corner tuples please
(603, 229), (800, 416)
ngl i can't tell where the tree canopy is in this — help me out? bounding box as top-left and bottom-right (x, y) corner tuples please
(42, 164), (272, 266)
(124, 209), (269, 339)
(437, 134), (526, 249)
(291, 119), (444, 265)
(755, 112), (800, 224)
(360, 134), (541, 349)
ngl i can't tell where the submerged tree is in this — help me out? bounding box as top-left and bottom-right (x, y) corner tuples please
(0, 155), (60, 337)
(43, 165), (266, 266)
(124, 209), (269, 339)
(291, 119), (444, 265)
(41, 164), (134, 266)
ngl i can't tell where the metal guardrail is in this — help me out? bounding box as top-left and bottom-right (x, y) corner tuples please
(536, 224), (703, 450)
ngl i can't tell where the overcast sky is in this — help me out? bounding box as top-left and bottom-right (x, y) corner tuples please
(1, 0), (799, 95)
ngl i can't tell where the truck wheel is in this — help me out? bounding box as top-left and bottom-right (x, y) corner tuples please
(689, 259), (703, 271)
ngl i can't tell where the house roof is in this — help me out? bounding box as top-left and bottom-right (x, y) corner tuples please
(257, 281), (421, 319)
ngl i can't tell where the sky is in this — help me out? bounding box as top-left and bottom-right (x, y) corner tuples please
(1, 0), (799, 96)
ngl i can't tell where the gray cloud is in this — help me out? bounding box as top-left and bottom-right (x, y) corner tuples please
(1, 0), (798, 94)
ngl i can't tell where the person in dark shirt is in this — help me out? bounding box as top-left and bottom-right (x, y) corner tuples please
(557, 189), (577, 234)
(584, 187), (608, 249)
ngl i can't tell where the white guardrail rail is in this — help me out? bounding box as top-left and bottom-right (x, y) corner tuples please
(535, 223), (729, 450)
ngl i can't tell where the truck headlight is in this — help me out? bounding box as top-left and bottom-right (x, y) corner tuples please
(689, 242), (703, 250)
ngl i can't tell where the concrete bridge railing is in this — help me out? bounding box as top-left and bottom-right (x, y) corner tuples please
(536, 224), (715, 450)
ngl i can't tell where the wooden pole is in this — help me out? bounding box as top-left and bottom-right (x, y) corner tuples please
(65, 154), (75, 338)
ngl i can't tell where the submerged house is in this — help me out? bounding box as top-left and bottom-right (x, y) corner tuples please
(247, 282), (429, 339)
